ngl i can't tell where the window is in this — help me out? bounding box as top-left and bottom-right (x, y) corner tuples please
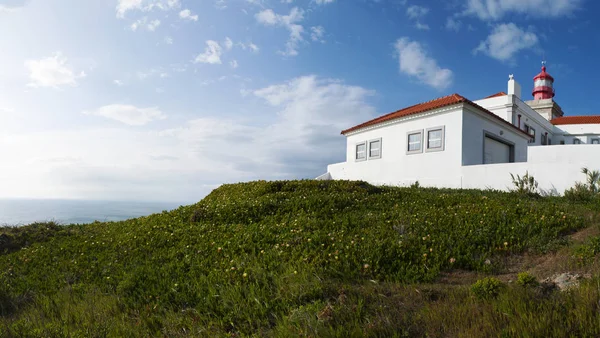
(355, 141), (367, 161)
(541, 133), (547, 145)
(560, 140), (565, 145)
(548, 138), (552, 145)
(426, 126), (445, 152)
(524, 124), (535, 143)
(368, 138), (382, 159)
(574, 138), (581, 144)
(592, 139), (600, 145)
(407, 130), (423, 154)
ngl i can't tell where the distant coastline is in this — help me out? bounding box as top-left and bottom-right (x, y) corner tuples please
(0, 199), (186, 226)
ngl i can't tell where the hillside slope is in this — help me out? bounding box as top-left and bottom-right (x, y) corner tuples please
(0, 180), (599, 337)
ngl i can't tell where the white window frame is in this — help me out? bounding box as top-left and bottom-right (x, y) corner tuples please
(406, 130), (423, 155)
(355, 141), (367, 162)
(425, 126), (445, 153)
(591, 138), (600, 145)
(574, 138), (582, 145)
(367, 138), (382, 160)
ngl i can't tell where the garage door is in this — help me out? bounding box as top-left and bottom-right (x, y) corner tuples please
(483, 136), (511, 164)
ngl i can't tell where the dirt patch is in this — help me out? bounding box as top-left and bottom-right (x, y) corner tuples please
(437, 224), (600, 286)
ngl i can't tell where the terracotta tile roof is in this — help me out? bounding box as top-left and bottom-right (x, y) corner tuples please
(483, 92), (507, 99)
(551, 116), (600, 125)
(341, 93), (529, 137)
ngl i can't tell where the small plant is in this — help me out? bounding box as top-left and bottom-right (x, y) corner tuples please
(471, 277), (504, 300)
(516, 272), (538, 288)
(582, 167), (600, 194)
(564, 182), (595, 202)
(510, 171), (539, 196)
(410, 181), (421, 189)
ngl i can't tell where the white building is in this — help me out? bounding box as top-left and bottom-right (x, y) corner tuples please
(319, 65), (600, 195)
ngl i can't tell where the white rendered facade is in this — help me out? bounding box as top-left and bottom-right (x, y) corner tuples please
(320, 74), (600, 195)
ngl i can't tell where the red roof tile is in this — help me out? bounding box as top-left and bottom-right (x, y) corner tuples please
(483, 92), (507, 99)
(551, 116), (600, 125)
(341, 93), (529, 137)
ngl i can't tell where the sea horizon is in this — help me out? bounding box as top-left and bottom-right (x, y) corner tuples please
(0, 198), (189, 226)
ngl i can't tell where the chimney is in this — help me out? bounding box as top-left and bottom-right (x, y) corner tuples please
(508, 74), (521, 98)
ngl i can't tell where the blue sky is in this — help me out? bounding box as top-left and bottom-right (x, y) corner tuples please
(0, 0), (596, 202)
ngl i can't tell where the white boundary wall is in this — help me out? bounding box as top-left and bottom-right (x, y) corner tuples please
(462, 145), (600, 195)
(328, 144), (600, 195)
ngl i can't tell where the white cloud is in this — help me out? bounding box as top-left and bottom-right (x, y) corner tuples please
(131, 17), (161, 31)
(414, 22), (429, 30)
(406, 5), (430, 30)
(194, 40), (223, 64)
(0, 5), (20, 13)
(393, 38), (453, 90)
(0, 76), (375, 201)
(310, 26), (325, 42)
(406, 5), (429, 19)
(255, 7), (305, 56)
(446, 17), (462, 32)
(230, 60), (239, 69)
(179, 9), (198, 21)
(116, 0), (180, 18)
(25, 52), (86, 88)
(224, 37), (234, 50)
(255, 9), (278, 24)
(83, 104), (166, 126)
(464, 0), (581, 20)
(239, 42), (260, 53)
(164, 36), (173, 44)
(315, 0), (335, 4)
(474, 23), (538, 62)
(114, 80), (124, 86)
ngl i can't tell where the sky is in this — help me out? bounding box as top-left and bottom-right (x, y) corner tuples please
(0, 0), (598, 203)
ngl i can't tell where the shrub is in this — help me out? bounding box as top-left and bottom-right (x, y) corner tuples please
(565, 182), (596, 202)
(582, 168), (600, 194)
(516, 272), (538, 288)
(471, 277), (504, 300)
(510, 172), (539, 197)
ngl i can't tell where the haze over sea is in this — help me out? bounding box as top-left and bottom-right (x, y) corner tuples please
(0, 199), (185, 226)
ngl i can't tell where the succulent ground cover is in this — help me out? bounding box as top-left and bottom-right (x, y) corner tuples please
(0, 180), (598, 337)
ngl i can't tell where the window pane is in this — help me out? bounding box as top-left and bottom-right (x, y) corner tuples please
(574, 139), (581, 144)
(356, 143), (366, 159)
(369, 140), (381, 158)
(408, 133), (421, 151)
(428, 129), (442, 149)
(592, 139), (599, 144)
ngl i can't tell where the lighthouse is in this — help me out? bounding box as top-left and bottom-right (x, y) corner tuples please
(525, 61), (564, 121)
(532, 61), (555, 100)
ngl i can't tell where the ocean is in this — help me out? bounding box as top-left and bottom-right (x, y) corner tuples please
(0, 199), (186, 226)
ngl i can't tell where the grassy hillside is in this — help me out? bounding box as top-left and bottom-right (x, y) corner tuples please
(0, 180), (599, 337)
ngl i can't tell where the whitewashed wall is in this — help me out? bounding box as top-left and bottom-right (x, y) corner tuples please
(461, 106), (529, 165)
(462, 145), (600, 194)
(556, 124), (600, 144)
(331, 106), (464, 188)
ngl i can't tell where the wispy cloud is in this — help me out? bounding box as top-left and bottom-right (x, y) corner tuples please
(83, 104), (166, 126)
(474, 23), (538, 62)
(394, 38), (453, 90)
(25, 52), (86, 88)
(194, 40), (224, 64)
(255, 7), (305, 56)
(463, 0), (581, 20)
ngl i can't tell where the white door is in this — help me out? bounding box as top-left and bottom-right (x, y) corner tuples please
(484, 136), (511, 164)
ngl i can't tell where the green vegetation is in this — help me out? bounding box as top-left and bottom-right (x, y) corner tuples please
(565, 167), (600, 202)
(516, 272), (538, 288)
(471, 277), (504, 299)
(0, 180), (599, 336)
